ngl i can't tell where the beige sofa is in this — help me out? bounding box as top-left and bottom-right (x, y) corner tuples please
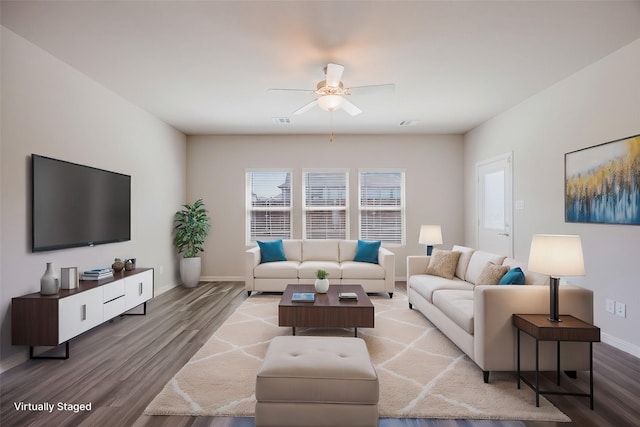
(407, 245), (593, 383)
(246, 239), (395, 297)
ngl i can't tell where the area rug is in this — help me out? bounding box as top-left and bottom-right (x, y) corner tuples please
(145, 291), (569, 422)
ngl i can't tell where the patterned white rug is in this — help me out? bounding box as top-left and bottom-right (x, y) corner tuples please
(145, 291), (569, 422)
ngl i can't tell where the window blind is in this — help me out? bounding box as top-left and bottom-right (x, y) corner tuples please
(247, 171), (292, 242)
(303, 171), (348, 239)
(359, 171), (405, 244)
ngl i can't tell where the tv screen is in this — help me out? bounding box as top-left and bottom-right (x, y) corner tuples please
(32, 154), (131, 252)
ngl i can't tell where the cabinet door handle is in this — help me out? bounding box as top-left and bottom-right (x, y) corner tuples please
(81, 304), (87, 321)
(139, 282), (143, 296)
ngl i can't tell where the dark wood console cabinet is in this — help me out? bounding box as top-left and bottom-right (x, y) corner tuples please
(12, 268), (154, 359)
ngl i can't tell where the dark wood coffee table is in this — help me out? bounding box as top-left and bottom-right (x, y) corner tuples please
(278, 284), (374, 337)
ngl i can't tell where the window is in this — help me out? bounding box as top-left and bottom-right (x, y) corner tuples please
(358, 170), (405, 244)
(246, 170), (292, 243)
(303, 170), (348, 239)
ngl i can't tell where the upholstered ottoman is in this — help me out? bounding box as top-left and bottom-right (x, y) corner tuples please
(255, 336), (379, 427)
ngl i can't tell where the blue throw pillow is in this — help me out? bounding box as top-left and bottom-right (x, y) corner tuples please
(353, 240), (381, 264)
(499, 267), (525, 285)
(258, 240), (287, 263)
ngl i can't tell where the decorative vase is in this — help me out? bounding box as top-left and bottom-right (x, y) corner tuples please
(112, 258), (124, 273)
(314, 278), (329, 293)
(40, 262), (60, 295)
(124, 259), (134, 271)
(180, 256), (201, 288)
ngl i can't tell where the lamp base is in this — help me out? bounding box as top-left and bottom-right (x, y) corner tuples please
(426, 245), (433, 256)
(549, 277), (561, 322)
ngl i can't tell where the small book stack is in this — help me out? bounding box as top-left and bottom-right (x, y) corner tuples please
(339, 292), (358, 300)
(291, 292), (315, 302)
(81, 268), (114, 281)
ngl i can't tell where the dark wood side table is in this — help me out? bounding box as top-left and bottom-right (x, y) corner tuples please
(512, 314), (600, 409)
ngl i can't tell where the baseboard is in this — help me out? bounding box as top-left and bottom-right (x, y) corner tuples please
(602, 332), (640, 359)
(200, 276), (245, 282)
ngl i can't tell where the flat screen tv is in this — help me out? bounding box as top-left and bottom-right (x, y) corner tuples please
(32, 154), (131, 252)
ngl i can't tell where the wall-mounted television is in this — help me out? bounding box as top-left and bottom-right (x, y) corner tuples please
(32, 154), (131, 252)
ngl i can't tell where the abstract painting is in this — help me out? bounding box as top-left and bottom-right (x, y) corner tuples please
(565, 134), (640, 225)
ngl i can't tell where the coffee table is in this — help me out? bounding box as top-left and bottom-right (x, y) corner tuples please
(278, 284), (374, 337)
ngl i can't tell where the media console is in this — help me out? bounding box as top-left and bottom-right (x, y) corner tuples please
(12, 268), (154, 359)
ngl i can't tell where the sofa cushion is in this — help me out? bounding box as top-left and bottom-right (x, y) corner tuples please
(476, 263), (509, 285)
(341, 261), (385, 279)
(298, 261), (342, 279)
(425, 249), (460, 280)
(465, 251), (507, 285)
(302, 240), (339, 262)
(339, 240), (358, 262)
(254, 261), (300, 278)
(452, 245), (475, 280)
(283, 240), (302, 262)
(502, 257), (549, 285)
(432, 290), (475, 334)
(353, 240), (381, 264)
(409, 274), (473, 303)
(499, 267), (526, 285)
(258, 240), (287, 263)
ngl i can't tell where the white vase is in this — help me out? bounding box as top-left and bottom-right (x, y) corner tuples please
(40, 262), (60, 295)
(180, 257), (201, 288)
(314, 278), (329, 293)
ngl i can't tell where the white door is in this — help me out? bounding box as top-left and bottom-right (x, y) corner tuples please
(477, 153), (513, 257)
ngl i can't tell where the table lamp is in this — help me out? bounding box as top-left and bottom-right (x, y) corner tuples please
(418, 225), (443, 256)
(527, 234), (585, 322)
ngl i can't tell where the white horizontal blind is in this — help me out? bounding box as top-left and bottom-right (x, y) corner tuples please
(303, 171), (348, 239)
(359, 170), (405, 244)
(247, 171), (292, 243)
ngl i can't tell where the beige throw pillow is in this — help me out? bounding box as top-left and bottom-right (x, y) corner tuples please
(476, 263), (509, 285)
(425, 249), (461, 280)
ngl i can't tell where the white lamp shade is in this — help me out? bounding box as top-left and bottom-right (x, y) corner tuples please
(418, 225), (443, 245)
(317, 95), (344, 112)
(527, 234), (585, 276)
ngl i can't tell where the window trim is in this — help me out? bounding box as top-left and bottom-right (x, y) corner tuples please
(357, 168), (406, 246)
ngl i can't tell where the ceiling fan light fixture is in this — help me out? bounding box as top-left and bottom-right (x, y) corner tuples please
(317, 95), (344, 112)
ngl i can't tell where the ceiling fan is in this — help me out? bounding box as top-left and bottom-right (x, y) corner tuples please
(269, 63), (395, 116)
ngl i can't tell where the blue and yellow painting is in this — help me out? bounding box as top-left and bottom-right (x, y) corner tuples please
(565, 134), (640, 225)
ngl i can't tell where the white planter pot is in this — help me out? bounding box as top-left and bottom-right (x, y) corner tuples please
(180, 257), (201, 288)
(314, 278), (329, 293)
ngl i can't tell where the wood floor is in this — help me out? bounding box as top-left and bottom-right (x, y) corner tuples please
(1, 281), (638, 427)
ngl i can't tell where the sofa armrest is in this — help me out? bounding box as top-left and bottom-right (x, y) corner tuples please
(474, 284), (593, 371)
(245, 246), (261, 292)
(378, 247), (396, 292)
(406, 256), (430, 283)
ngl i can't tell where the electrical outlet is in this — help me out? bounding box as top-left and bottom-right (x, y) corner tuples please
(615, 301), (626, 318)
(606, 299), (615, 314)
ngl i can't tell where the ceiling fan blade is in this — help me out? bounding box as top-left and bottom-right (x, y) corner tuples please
(268, 88), (314, 93)
(341, 98), (362, 116)
(325, 63), (344, 87)
(347, 84), (395, 95)
(293, 99), (318, 115)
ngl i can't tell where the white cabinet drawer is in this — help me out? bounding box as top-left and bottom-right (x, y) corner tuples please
(103, 296), (126, 321)
(124, 269), (153, 311)
(103, 279), (125, 302)
(58, 287), (103, 343)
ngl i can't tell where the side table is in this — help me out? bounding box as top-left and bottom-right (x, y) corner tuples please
(512, 314), (600, 409)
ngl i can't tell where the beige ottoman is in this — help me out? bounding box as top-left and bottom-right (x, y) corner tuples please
(255, 336), (379, 427)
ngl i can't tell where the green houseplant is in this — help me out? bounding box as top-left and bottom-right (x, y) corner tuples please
(173, 199), (211, 287)
(314, 269), (330, 293)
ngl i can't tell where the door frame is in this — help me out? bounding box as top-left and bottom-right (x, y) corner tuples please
(475, 152), (513, 257)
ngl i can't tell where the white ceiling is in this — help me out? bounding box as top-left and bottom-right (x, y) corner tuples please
(2, 1), (640, 135)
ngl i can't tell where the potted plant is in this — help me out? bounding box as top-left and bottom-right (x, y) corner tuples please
(173, 199), (211, 288)
(314, 269), (330, 293)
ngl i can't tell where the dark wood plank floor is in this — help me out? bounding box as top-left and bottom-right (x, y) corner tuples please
(1, 282), (638, 427)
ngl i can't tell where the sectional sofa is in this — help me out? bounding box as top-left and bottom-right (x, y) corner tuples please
(245, 239), (396, 297)
(407, 245), (594, 382)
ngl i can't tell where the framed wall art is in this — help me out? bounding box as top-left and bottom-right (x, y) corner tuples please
(565, 134), (640, 225)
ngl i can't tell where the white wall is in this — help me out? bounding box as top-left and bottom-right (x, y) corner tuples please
(464, 39), (640, 355)
(0, 27), (187, 371)
(186, 134), (464, 280)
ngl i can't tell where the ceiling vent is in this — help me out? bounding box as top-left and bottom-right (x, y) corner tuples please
(399, 120), (419, 126)
(272, 117), (292, 125)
